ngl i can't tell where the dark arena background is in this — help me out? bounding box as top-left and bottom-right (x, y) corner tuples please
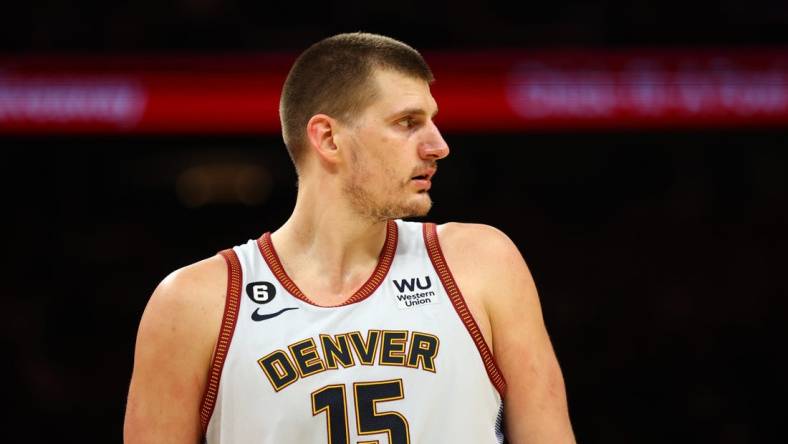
(3, 1), (787, 442)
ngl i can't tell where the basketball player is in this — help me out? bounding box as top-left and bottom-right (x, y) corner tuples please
(124, 32), (575, 443)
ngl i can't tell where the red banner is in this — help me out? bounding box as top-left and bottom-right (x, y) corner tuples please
(1, 50), (787, 134)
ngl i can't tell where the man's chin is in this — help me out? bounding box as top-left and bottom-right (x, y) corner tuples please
(401, 196), (432, 218)
(371, 194), (433, 221)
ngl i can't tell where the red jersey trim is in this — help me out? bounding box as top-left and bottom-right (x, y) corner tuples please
(256, 220), (398, 307)
(423, 222), (508, 397)
(199, 248), (243, 432)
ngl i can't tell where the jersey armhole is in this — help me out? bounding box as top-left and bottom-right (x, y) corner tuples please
(423, 222), (507, 397)
(199, 248), (243, 432)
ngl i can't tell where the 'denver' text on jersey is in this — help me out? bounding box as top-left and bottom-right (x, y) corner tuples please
(258, 329), (440, 392)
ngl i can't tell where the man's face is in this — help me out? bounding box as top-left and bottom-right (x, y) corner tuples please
(335, 69), (450, 221)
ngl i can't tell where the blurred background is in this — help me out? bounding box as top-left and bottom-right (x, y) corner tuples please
(3, 1), (787, 442)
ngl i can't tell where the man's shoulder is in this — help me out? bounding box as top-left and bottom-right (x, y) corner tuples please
(158, 254), (228, 299)
(431, 221), (530, 292)
(430, 222), (537, 350)
(144, 254), (228, 327)
(434, 222), (521, 261)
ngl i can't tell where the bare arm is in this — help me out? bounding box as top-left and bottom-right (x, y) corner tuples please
(124, 255), (227, 443)
(439, 223), (576, 444)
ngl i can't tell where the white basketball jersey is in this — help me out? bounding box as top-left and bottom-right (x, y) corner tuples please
(201, 220), (506, 443)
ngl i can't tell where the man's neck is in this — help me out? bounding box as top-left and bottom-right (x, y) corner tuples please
(269, 180), (390, 304)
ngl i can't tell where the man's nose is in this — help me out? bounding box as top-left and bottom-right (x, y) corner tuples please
(418, 121), (450, 160)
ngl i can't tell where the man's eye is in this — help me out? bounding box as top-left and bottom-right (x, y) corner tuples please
(398, 117), (416, 128)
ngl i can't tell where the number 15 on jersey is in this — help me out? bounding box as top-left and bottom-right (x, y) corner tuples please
(311, 379), (410, 444)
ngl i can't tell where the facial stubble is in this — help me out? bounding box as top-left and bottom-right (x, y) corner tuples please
(343, 148), (432, 222)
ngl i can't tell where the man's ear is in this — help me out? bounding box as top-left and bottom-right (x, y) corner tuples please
(306, 114), (340, 165)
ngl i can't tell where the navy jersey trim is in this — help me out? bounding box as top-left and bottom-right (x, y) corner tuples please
(200, 249), (243, 432)
(423, 222), (507, 397)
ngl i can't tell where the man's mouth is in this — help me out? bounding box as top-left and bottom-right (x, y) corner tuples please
(411, 167), (436, 182)
(410, 170), (434, 191)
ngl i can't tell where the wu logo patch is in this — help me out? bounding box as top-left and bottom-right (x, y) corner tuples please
(391, 275), (439, 309)
(392, 276), (432, 293)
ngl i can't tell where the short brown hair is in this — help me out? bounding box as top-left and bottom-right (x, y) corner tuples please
(279, 32), (434, 169)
